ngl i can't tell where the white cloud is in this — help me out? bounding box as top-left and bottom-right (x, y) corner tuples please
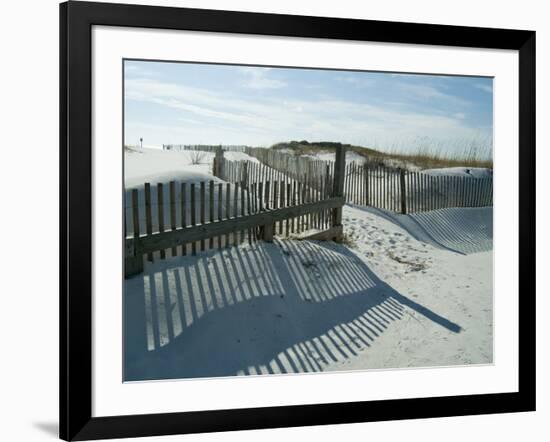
(240, 67), (287, 90)
(125, 76), (489, 149)
(396, 83), (471, 107)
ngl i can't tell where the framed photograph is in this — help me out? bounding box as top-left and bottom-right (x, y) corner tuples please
(60, 1), (535, 440)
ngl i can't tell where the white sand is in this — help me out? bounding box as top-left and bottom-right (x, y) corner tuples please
(124, 203), (493, 380)
(125, 147), (215, 189)
(124, 146), (258, 189)
(123, 147), (493, 380)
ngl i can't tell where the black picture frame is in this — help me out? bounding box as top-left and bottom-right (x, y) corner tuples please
(60, 1), (536, 440)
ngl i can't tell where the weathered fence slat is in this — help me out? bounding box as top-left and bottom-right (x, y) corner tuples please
(190, 183), (196, 255)
(279, 180), (285, 234)
(399, 169), (407, 214)
(217, 183), (223, 249)
(125, 189), (143, 277)
(181, 183), (187, 256)
(286, 182), (292, 235)
(200, 181), (206, 251)
(145, 183), (153, 261)
(247, 187), (253, 244)
(169, 181), (177, 256)
(157, 183), (166, 259)
(241, 185), (246, 244)
(209, 181), (215, 249)
(233, 183), (239, 245)
(258, 182), (264, 212)
(225, 183), (231, 248)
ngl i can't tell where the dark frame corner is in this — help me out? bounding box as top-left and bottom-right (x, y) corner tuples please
(60, 1), (536, 440)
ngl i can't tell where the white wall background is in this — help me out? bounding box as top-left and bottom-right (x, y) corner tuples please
(0, 0), (546, 441)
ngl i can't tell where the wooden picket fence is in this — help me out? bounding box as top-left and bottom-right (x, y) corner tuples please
(124, 181), (344, 277)
(244, 147), (332, 188)
(125, 146), (348, 278)
(125, 146), (492, 277)
(215, 155), (333, 194)
(212, 154), (340, 240)
(343, 162), (493, 213)
(232, 148), (493, 214)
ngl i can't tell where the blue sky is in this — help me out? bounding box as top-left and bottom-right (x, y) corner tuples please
(124, 60), (493, 154)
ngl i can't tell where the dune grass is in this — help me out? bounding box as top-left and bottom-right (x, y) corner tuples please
(272, 137), (493, 170)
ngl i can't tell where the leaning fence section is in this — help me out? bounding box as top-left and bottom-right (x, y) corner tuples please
(215, 155), (333, 193)
(244, 147), (333, 188)
(213, 155), (341, 234)
(125, 177), (344, 278)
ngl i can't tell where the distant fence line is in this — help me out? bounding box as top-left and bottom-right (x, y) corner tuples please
(217, 147), (493, 214)
(343, 162), (493, 213)
(163, 144), (247, 153)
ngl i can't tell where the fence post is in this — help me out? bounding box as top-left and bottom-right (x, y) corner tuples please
(331, 145), (346, 242)
(399, 168), (407, 214)
(262, 223), (274, 242)
(125, 189), (144, 278)
(214, 146), (224, 178)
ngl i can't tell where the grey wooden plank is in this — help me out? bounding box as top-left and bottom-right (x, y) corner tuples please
(233, 183), (239, 245)
(157, 183), (166, 259)
(170, 181), (177, 256)
(209, 180), (215, 248)
(286, 182), (291, 236)
(399, 169), (407, 214)
(217, 182), (223, 249)
(241, 185), (246, 244)
(190, 183), (196, 255)
(181, 182), (187, 256)
(279, 180), (285, 235)
(247, 186), (253, 244)
(225, 183), (231, 248)
(260, 179), (264, 212)
(127, 197), (345, 255)
(200, 181), (206, 251)
(144, 183), (153, 261)
(131, 189), (140, 239)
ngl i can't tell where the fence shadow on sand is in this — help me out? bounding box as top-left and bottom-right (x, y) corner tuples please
(124, 240), (461, 381)
(353, 205), (493, 255)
